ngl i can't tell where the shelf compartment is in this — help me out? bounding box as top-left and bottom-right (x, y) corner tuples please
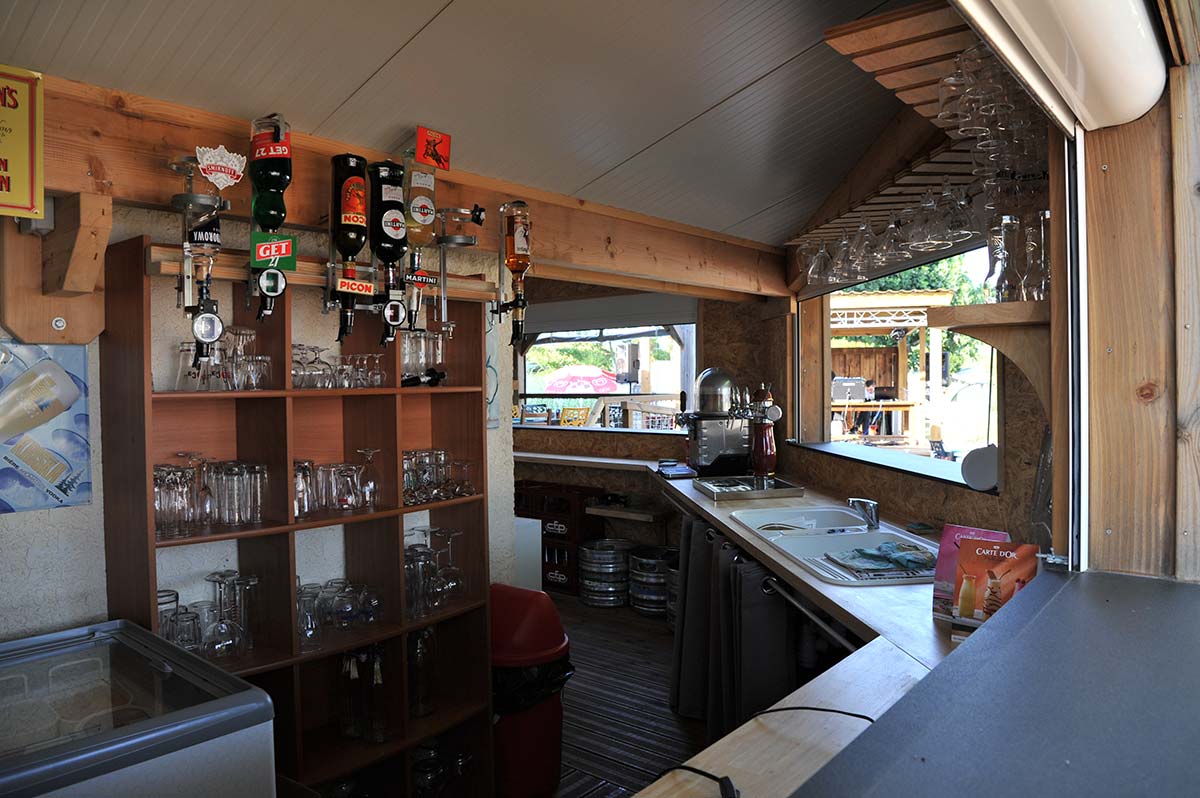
(300, 699), (488, 787)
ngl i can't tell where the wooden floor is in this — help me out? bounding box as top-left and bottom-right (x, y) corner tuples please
(551, 594), (706, 797)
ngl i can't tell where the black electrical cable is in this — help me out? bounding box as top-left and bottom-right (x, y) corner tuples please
(655, 764), (740, 798)
(753, 705), (876, 724)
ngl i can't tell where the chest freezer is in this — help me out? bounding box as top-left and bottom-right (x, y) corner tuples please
(0, 619), (275, 797)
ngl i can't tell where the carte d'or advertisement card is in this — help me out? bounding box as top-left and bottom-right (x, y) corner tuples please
(0, 340), (90, 513)
(0, 63), (44, 219)
(950, 540), (1039, 643)
(932, 524), (1010, 622)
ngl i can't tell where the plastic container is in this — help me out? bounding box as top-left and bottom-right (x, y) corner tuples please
(491, 584), (574, 798)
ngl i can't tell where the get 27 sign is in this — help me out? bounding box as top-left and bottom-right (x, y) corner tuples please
(0, 64), (43, 219)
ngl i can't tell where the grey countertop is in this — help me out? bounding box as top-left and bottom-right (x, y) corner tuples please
(790, 569), (1200, 797)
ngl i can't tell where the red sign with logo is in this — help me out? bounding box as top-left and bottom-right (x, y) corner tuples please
(415, 126), (451, 170)
(336, 277), (375, 296)
(255, 238), (292, 260)
(250, 130), (291, 160)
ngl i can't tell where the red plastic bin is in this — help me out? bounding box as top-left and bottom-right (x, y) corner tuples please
(491, 584), (574, 798)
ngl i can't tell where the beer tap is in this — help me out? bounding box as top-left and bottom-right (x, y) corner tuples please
(491, 200), (532, 345)
(247, 113), (293, 321)
(434, 203), (485, 342)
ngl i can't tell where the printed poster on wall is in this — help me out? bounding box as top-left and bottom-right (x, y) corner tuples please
(0, 341), (90, 513)
(0, 64), (45, 219)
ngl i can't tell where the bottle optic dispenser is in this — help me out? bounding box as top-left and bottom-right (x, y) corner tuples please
(368, 160), (408, 347)
(329, 154), (371, 342)
(248, 113), (292, 320)
(402, 151), (437, 330)
(492, 200), (531, 344)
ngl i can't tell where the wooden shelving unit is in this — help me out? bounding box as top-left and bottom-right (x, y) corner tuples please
(926, 300), (1051, 414)
(100, 235), (494, 792)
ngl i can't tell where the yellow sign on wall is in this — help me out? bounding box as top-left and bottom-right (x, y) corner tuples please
(0, 64), (44, 219)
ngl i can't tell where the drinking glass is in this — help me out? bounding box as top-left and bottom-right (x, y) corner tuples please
(356, 448), (381, 510)
(433, 528), (466, 602)
(403, 452), (419, 505)
(332, 588), (361, 630)
(805, 241), (831, 286)
(935, 56), (969, 125)
(294, 459), (314, 518)
(157, 589), (179, 641)
(318, 578), (349, 625)
(336, 464), (364, 510)
(235, 575), (259, 651)
(829, 231), (853, 283)
(449, 460), (475, 496)
(190, 600), (218, 633)
(359, 585), (382, 624)
(874, 212), (910, 265)
(368, 353), (387, 387)
(297, 593), (322, 652)
(316, 464), (339, 510)
(848, 215), (877, 276)
(173, 611), (202, 653)
(243, 355), (272, 390)
(245, 464), (268, 523)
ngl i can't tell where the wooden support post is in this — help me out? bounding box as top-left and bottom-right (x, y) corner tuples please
(41, 193), (113, 296)
(1173, 65), (1200, 581)
(799, 296), (832, 442)
(1087, 94), (1175, 577)
(0, 219), (106, 344)
(896, 333), (909, 433)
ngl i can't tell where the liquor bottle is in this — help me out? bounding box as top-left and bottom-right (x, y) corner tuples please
(404, 154), (436, 248)
(369, 160), (407, 268)
(330, 154), (370, 341)
(501, 201), (532, 344)
(249, 113), (292, 233)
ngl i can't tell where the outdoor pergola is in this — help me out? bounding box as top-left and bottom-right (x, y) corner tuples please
(829, 289), (954, 442)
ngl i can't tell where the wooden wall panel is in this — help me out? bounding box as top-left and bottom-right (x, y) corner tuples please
(1086, 95), (1176, 576)
(831, 347), (899, 388)
(41, 75), (784, 299)
(1172, 65), (1200, 581)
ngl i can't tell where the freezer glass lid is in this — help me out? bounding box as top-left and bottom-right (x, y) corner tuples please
(0, 630), (217, 761)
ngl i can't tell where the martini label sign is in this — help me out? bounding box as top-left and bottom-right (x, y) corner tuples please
(0, 64), (44, 219)
(404, 270), (438, 288)
(251, 231), (297, 272)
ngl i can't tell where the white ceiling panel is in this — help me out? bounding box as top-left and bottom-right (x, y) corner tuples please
(575, 44), (898, 236)
(0, 0), (917, 245)
(314, 0), (890, 194)
(0, 0), (448, 130)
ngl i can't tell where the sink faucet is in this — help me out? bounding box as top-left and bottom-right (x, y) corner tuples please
(847, 498), (879, 529)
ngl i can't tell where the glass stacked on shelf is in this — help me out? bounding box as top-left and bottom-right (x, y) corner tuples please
(404, 526), (468, 619)
(172, 326), (273, 391)
(402, 450), (475, 506)
(157, 570), (258, 661)
(290, 345), (388, 389)
(295, 577), (386, 653)
(153, 454), (270, 538)
(292, 447), (382, 518)
(798, 43), (1050, 302)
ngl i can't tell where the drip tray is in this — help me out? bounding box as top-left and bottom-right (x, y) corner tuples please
(692, 476), (806, 502)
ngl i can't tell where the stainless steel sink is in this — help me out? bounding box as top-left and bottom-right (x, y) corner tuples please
(730, 505), (870, 538)
(730, 506), (938, 586)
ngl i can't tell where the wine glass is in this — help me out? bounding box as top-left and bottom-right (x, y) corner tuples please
(875, 212), (910, 265)
(433, 528), (467, 602)
(806, 241), (831, 286)
(357, 448), (381, 510)
(368, 353), (387, 387)
(848, 214), (877, 276)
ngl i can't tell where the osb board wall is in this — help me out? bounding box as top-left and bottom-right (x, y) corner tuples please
(513, 427), (685, 462)
(778, 360), (1046, 541)
(698, 297), (793, 440)
(515, 462), (680, 548)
